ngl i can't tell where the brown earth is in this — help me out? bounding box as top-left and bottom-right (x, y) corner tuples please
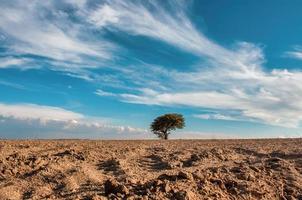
(0, 139), (301, 200)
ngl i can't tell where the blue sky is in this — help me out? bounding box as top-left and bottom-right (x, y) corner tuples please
(0, 0), (302, 139)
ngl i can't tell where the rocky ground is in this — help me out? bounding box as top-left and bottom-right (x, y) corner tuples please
(0, 139), (301, 200)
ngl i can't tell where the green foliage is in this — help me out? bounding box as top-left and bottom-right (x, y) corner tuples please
(150, 113), (185, 140)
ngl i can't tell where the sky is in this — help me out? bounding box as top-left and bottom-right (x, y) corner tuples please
(1, 0), (302, 139)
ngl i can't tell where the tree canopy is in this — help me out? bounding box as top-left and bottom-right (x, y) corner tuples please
(150, 113), (185, 140)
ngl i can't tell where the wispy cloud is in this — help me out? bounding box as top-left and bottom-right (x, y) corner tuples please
(0, 103), (84, 121)
(0, 57), (34, 69)
(95, 89), (117, 97)
(0, 103), (149, 139)
(87, 1), (263, 70)
(1, 0), (302, 130)
(84, 1), (302, 128)
(0, 79), (27, 90)
(284, 46), (302, 60)
(120, 68), (302, 128)
(193, 114), (241, 121)
(0, 0), (114, 65)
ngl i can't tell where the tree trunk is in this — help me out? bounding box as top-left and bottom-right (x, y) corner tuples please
(164, 133), (168, 140)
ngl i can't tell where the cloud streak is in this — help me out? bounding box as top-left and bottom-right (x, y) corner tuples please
(85, 1), (302, 128)
(0, 103), (84, 121)
(285, 46), (302, 60)
(1, 0), (302, 130)
(88, 1), (263, 70)
(0, 57), (33, 69)
(120, 68), (302, 128)
(0, 103), (149, 139)
(0, 0), (114, 65)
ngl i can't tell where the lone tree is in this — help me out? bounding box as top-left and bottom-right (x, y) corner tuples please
(150, 113), (185, 140)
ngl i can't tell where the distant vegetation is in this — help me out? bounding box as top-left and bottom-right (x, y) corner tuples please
(150, 113), (185, 140)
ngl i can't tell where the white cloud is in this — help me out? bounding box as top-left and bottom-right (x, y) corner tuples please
(0, 0), (114, 65)
(81, 1), (302, 128)
(95, 89), (117, 97)
(0, 103), (149, 139)
(121, 69), (302, 128)
(87, 1), (264, 71)
(1, 0), (302, 130)
(0, 103), (84, 122)
(284, 46), (302, 60)
(0, 80), (27, 90)
(89, 5), (120, 27)
(193, 114), (240, 121)
(0, 57), (33, 69)
(64, 0), (87, 9)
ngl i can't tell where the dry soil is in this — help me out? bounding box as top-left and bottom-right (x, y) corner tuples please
(0, 139), (301, 200)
